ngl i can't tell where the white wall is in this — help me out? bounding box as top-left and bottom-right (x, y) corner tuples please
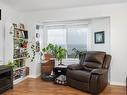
(0, 2), (24, 64)
(91, 17), (110, 53)
(23, 2), (127, 86)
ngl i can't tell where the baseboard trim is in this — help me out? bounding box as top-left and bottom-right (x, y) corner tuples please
(14, 76), (28, 85)
(110, 81), (126, 86)
(28, 73), (41, 78)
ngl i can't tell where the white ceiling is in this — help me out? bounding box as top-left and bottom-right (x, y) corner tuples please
(1, 0), (127, 12)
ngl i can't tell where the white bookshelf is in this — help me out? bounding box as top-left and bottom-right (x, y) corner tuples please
(12, 23), (29, 84)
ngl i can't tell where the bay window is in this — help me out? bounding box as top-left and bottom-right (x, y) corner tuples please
(38, 22), (89, 59)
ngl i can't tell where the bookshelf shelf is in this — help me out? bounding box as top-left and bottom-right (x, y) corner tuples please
(13, 37), (28, 41)
(14, 48), (27, 50)
(15, 66), (26, 71)
(14, 27), (28, 32)
(13, 57), (28, 60)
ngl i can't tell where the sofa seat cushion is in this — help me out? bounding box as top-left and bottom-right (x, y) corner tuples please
(67, 70), (91, 83)
(81, 62), (102, 71)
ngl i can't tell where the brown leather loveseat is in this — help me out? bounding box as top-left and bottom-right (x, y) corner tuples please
(66, 51), (111, 94)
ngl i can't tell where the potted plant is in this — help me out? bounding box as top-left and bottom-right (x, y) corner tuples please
(55, 46), (67, 66)
(72, 48), (87, 58)
(42, 44), (67, 65)
(42, 43), (54, 60)
(7, 61), (17, 71)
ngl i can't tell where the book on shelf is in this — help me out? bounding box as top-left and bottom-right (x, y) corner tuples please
(23, 31), (28, 39)
(14, 28), (28, 39)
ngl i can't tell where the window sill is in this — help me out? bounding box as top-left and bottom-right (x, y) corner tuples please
(62, 58), (79, 61)
(55, 58), (79, 67)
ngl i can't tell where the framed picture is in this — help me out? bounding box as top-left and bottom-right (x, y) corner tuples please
(36, 33), (40, 38)
(36, 41), (40, 52)
(94, 31), (105, 44)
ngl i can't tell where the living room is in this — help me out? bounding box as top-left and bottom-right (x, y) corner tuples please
(0, 0), (126, 95)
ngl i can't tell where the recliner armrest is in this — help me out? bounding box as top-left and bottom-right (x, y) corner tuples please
(90, 69), (108, 94)
(91, 69), (107, 75)
(67, 64), (83, 70)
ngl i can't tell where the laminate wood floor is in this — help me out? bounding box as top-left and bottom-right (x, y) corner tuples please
(3, 78), (126, 95)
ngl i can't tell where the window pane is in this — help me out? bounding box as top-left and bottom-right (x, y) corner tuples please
(47, 28), (66, 48)
(46, 24), (88, 59)
(67, 26), (88, 58)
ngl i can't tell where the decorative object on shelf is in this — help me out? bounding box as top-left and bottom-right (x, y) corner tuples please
(10, 23), (17, 34)
(16, 31), (20, 38)
(20, 41), (28, 48)
(13, 23), (17, 28)
(19, 23), (25, 29)
(94, 31), (105, 44)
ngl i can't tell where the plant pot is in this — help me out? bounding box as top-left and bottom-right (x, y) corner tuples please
(44, 53), (53, 60)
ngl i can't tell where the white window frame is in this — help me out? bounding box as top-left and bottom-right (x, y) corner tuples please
(38, 20), (92, 61)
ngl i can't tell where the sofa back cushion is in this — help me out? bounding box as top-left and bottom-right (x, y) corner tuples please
(80, 51), (106, 71)
(85, 51), (106, 64)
